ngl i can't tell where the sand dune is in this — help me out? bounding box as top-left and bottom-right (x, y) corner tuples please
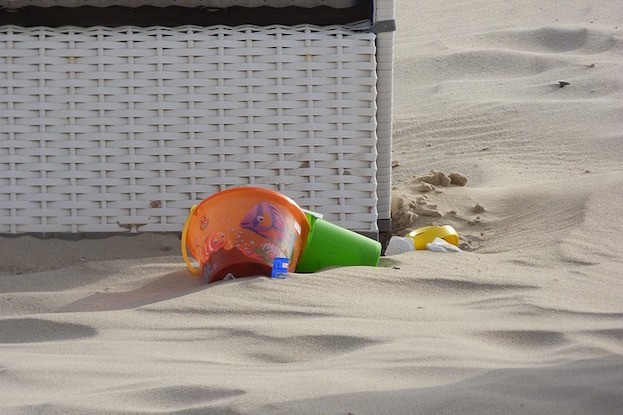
(1, 0), (622, 413)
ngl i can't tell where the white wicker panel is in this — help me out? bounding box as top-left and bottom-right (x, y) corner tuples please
(372, 0), (394, 226)
(0, 0), (358, 8)
(0, 23), (378, 234)
(375, 30), (393, 223)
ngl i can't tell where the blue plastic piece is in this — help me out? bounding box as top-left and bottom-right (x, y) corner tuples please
(271, 257), (289, 279)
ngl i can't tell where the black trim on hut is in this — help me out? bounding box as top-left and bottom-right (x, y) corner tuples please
(0, 3), (373, 27)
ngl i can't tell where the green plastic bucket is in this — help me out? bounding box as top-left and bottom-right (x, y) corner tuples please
(295, 213), (381, 273)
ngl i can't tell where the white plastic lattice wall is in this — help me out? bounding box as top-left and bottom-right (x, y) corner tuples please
(0, 23), (378, 234)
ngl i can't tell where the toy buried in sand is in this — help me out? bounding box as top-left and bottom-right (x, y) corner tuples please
(385, 225), (460, 256)
(408, 225), (459, 250)
(181, 186), (310, 283)
(294, 211), (382, 273)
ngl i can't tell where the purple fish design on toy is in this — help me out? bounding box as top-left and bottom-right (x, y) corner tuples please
(240, 202), (287, 241)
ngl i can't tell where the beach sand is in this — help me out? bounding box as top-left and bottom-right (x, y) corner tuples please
(1, 0), (622, 413)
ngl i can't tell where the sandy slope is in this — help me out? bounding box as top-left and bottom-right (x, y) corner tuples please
(1, 0), (622, 414)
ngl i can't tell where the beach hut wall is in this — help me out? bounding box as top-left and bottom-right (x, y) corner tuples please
(0, 0), (394, 238)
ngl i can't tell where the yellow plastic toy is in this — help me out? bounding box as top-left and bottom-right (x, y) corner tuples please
(407, 225), (459, 250)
